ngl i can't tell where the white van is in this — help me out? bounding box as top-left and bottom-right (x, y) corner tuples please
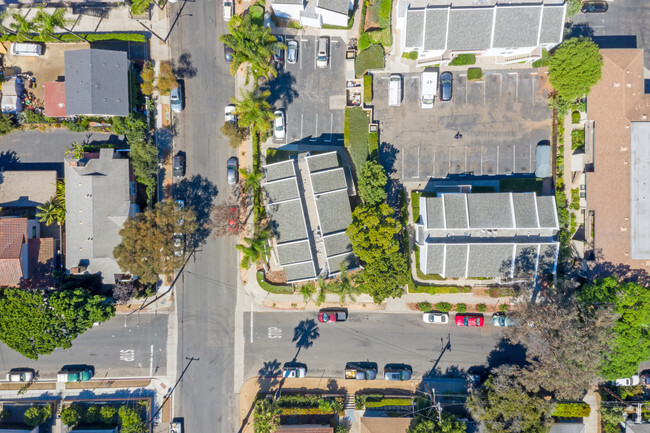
(317, 37), (329, 68)
(10, 43), (43, 57)
(388, 74), (402, 107)
(420, 69), (438, 109)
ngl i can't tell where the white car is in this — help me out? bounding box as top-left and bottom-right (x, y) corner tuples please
(224, 104), (237, 125)
(273, 110), (285, 139)
(282, 366), (306, 378)
(613, 375), (640, 386)
(422, 312), (449, 324)
(6, 370), (34, 382)
(223, 0), (233, 21)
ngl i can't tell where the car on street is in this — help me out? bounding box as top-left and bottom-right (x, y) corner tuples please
(318, 310), (347, 322)
(225, 104), (237, 125)
(282, 363), (306, 378)
(317, 36), (329, 68)
(273, 110), (285, 139)
(641, 370), (650, 386)
(170, 85), (184, 113)
(273, 35), (284, 62)
(491, 313), (517, 327)
(287, 39), (298, 64)
(455, 314), (484, 327)
(57, 368), (93, 383)
(227, 157), (239, 185)
(422, 312), (449, 324)
(345, 362), (377, 380)
(581, 1), (608, 13)
(612, 375), (640, 386)
(173, 233), (184, 256)
(383, 364), (412, 381)
(440, 71), (453, 102)
(6, 369), (35, 382)
(224, 45), (234, 63)
(173, 153), (185, 178)
(223, 0), (233, 20)
(175, 200), (185, 226)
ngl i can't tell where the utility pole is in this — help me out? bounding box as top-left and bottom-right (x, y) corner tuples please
(148, 357), (199, 425)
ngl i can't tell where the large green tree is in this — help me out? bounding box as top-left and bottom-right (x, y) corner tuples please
(130, 138), (158, 204)
(253, 399), (281, 433)
(358, 160), (387, 206)
(408, 413), (466, 433)
(235, 229), (270, 269)
(9, 13), (35, 42)
(578, 277), (650, 379)
(358, 252), (408, 303)
(0, 289), (114, 360)
(549, 37), (603, 101)
(346, 203), (401, 264)
(32, 7), (77, 41)
(467, 365), (554, 433)
(113, 199), (198, 284)
(231, 87), (275, 138)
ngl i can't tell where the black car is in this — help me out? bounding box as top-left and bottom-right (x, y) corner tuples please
(173, 153), (185, 179)
(581, 1), (608, 13)
(273, 35), (284, 62)
(440, 71), (453, 102)
(224, 45), (234, 63)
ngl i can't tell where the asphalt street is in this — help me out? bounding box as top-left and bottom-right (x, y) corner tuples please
(244, 312), (512, 380)
(168, 0), (239, 431)
(0, 313), (167, 379)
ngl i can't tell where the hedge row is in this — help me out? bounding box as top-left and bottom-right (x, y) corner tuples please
(552, 403), (591, 418)
(364, 398), (413, 408)
(410, 285), (473, 294)
(279, 407), (334, 415)
(0, 33), (147, 43)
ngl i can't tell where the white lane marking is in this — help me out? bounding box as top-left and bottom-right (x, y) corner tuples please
(250, 302), (254, 343)
(310, 113), (318, 141)
(149, 344), (153, 377)
(497, 144), (500, 174)
(300, 113), (304, 138)
(325, 113), (333, 142)
(268, 327), (282, 339)
(120, 349), (135, 362)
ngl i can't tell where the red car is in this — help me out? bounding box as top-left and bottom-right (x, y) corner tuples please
(455, 314), (484, 327)
(318, 310), (347, 322)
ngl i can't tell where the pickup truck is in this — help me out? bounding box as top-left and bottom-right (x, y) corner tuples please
(170, 420), (182, 433)
(318, 310), (347, 322)
(57, 369), (93, 383)
(345, 362), (377, 380)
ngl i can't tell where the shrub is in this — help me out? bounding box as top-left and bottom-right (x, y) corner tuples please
(368, 132), (378, 158)
(280, 407), (335, 415)
(500, 304), (508, 314)
(571, 128), (585, 150)
(344, 107), (370, 174)
(378, 0), (392, 28)
(455, 303), (467, 313)
(358, 32), (372, 51)
(65, 121), (88, 132)
(140, 61), (155, 96)
(288, 20), (302, 29)
(0, 114), (15, 135)
(84, 406), (101, 424)
(24, 405), (51, 427)
(100, 406), (118, 424)
(476, 303), (486, 312)
(221, 122), (248, 148)
(552, 403), (591, 418)
(62, 405), (84, 427)
(571, 111), (581, 124)
(355, 44), (385, 77)
(435, 302), (452, 313)
(364, 398), (412, 408)
(467, 67), (483, 81)
(363, 74), (373, 104)
(532, 48), (550, 68)
(449, 54), (476, 66)
(155, 61), (178, 96)
(408, 51), (418, 60)
(118, 406), (146, 433)
(250, 3), (265, 25)
(0, 408), (10, 422)
(417, 301), (432, 312)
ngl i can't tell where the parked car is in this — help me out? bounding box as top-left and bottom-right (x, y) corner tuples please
(640, 370), (650, 386)
(57, 368), (93, 383)
(455, 314), (484, 327)
(169, 420), (182, 433)
(173, 233), (184, 257)
(345, 362), (377, 380)
(491, 313), (517, 327)
(422, 312), (449, 324)
(287, 40), (298, 64)
(227, 157), (239, 185)
(225, 104), (237, 125)
(440, 71), (453, 102)
(175, 200), (185, 226)
(383, 364), (412, 381)
(224, 45), (234, 64)
(223, 0), (233, 21)
(273, 35), (284, 62)
(170, 85), (184, 113)
(173, 153), (185, 178)
(10, 43), (42, 57)
(6, 369), (35, 382)
(612, 375), (640, 386)
(317, 36), (329, 68)
(581, 1), (608, 13)
(273, 110), (285, 139)
(318, 309), (347, 322)
(282, 363), (306, 378)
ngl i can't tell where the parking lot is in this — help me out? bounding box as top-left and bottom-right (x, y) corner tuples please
(372, 69), (551, 181)
(264, 35), (346, 146)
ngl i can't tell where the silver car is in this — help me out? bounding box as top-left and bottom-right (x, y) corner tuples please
(287, 40), (298, 64)
(422, 312), (449, 324)
(227, 157), (239, 185)
(282, 365), (306, 378)
(170, 86), (183, 113)
(273, 110), (285, 140)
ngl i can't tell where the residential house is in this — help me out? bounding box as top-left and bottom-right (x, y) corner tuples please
(0, 170), (57, 211)
(584, 49), (650, 275)
(0, 427), (39, 433)
(360, 417), (412, 433)
(0, 217), (55, 287)
(45, 49), (130, 117)
(626, 423), (650, 433)
(262, 152), (356, 283)
(396, 1), (566, 65)
(415, 191), (559, 279)
(64, 148), (138, 285)
(272, 0), (353, 28)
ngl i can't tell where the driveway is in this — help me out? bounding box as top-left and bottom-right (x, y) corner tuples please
(372, 69), (551, 182)
(263, 35), (346, 146)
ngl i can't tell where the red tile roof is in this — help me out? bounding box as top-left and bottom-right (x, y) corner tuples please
(44, 82), (66, 117)
(0, 218), (28, 286)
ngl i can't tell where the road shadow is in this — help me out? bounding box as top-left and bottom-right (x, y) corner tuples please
(261, 71), (299, 108)
(378, 141), (402, 207)
(257, 359), (282, 392)
(291, 319), (320, 361)
(174, 52), (198, 79)
(592, 35), (637, 49)
(173, 174), (218, 248)
(0, 149), (20, 171)
(485, 338), (527, 371)
(564, 22), (595, 39)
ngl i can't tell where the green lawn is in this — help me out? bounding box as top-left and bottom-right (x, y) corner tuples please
(499, 178), (543, 194)
(449, 54), (475, 66)
(355, 44), (385, 77)
(571, 128), (585, 151)
(344, 107), (370, 174)
(467, 67), (483, 81)
(256, 271), (294, 294)
(364, 74), (373, 104)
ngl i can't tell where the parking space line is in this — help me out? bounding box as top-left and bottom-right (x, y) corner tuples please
(412, 146), (420, 178)
(432, 147), (435, 178)
(448, 148), (451, 173)
(300, 113), (304, 138)
(325, 113), (333, 142)
(529, 141), (533, 171)
(512, 145), (515, 174)
(480, 148), (483, 176)
(465, 78), (468, 104)
(465, 146), (468, 173)
(497, 144), (500, 174)
(483, 80), (486, 104)
(309, 114), (318, 141)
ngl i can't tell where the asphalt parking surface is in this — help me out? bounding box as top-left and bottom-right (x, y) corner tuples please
(263, 35), (346, 146)
(372, 69), (551, 181)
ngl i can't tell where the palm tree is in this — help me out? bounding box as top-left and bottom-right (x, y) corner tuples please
(235, 229), (270, 269)
(219, 14), (284, 81)
(36, 200), (58, 226)
(33, 7), (85, 42)
(331, 265), (358, 303)
(299, 283), (316, 303)
(65, 142), (85, 159)
(9, 13), (35, 42)
(231, 87), (275, 138)
(239, 168), (263, 194)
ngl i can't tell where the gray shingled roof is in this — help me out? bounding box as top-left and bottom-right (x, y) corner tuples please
(316, 0), (349, 14)
(467, 244), (513, 278)
(424, 8), (448, 51)
(284, 261), (317, 282)
(323, 232), (353, 257)
(513, 243), (539, 278)
(65, 149), (133, 282)
(405, 10), (425, 48)
(315, 190), (352, 235)
(493, 6), (542, 48)
(310, 168), (348, 195)
(273, 0), (303, 5)
(538, 243), (558, 274)
(264, 178), (300, 204)
(447, 8), (492, 51)
(425, 243), (444, 275)
(267, 199), (309, 243)
(467, 194), (513, 229)
(512, 193), (539, 228)
(549, 423), (585, 433)
(327, 252), (357, 274)
(264, 160), (296, 183)
(444, 244), (468, 277)
(443, 194), (468, 229)
(65, 49), (129, 116)
(536, 196), (558, 228)
(306, 152), (339, 173)
(539, 5), (564, 44)
(277, 240), (313, 265)
(425, 197), (444, 229)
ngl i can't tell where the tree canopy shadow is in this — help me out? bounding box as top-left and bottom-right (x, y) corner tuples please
(260, 71), (299, 108)
(564, 22), (594, 39)
(174, 52), (198, 79)
(378, 141), (402, 207)
(257, 359), (282, 392)
(485, 338), (528, 371)
(291, 319), (319, 360)
(0, 150), (20, 172)
(173, 174), (218, 248)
